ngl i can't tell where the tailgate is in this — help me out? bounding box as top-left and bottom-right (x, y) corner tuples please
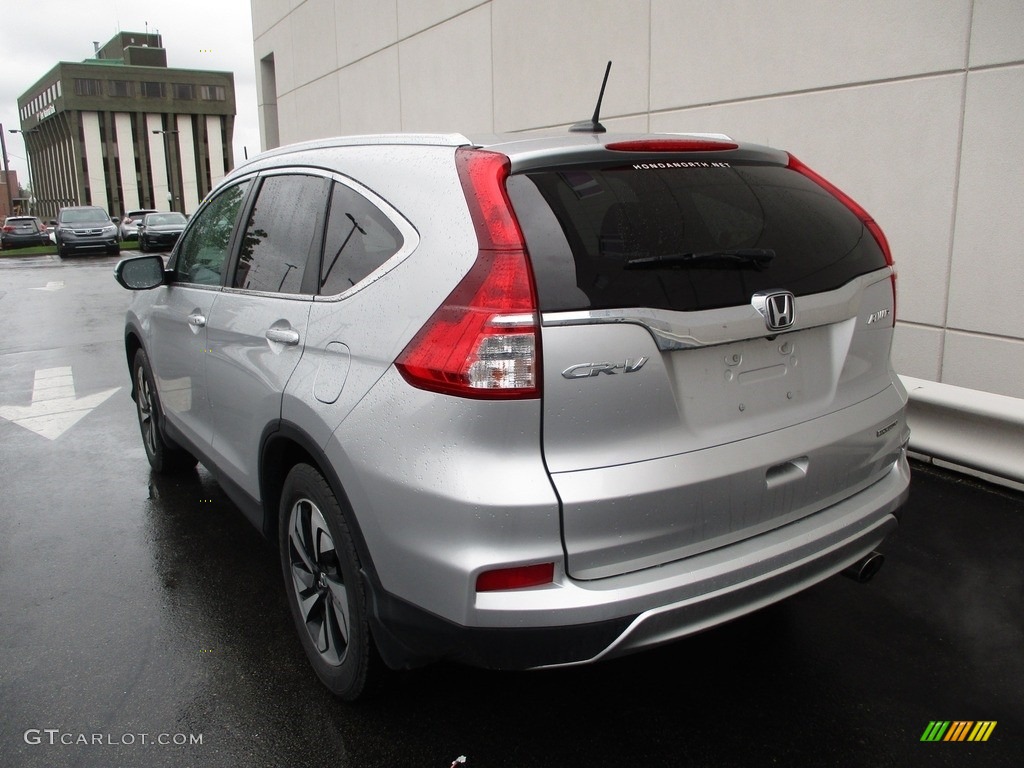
(506, 150), (904, 578)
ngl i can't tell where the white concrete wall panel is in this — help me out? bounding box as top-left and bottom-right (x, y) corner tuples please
(397, 0), (485, 38)
(294, 72), (344, 141)
(80, 112), (108, 209)
(492, 0), (650, 131)
(650, 75), (963, 329)
(947, 66), (1024, 339)
(337, 49), (403, 134)
(251, 0), (294, 38)
(650, 0), (971, 110)
(969, 0), (1024, 67)
(290, 0), (339, 86)
(206, 116), (227, 187)
(259, 100), (281, 151)
(583, 114), (649, 133)
(516, 113), (650, 136)
(276, 91), (300, 146)
(891, 324), (943, 382)
(336, 0), (399, 66)
(114, 113), (139, 212)
(176, 116), (201, 214)
(146, 114), (169, 208)
(942, 332), (1024, 399)
(398, 6), (493, 133)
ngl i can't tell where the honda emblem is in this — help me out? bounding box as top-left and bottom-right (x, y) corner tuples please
(751, 291), (796, 331)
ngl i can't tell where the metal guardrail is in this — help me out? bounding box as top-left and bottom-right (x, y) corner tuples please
(900, 375), (1024, 487)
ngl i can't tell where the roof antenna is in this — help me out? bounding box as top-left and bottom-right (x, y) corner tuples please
(570, 61), (612, 133)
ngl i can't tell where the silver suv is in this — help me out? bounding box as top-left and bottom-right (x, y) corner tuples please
(115, 132), (910, 700)
(120, 208), (159, 241)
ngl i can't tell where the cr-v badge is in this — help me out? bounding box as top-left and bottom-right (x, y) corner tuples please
(752, 291), (796, 331)
(561, 358), (649, 379)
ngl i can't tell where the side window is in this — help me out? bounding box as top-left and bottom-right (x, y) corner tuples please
(175, 181), (251, 286)
(319, 181), (403, 296)
(233, 174), (329, 294)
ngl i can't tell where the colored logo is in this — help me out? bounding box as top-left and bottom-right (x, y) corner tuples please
(921, 721), (997, 742)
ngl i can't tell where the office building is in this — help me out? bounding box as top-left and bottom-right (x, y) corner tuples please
(16, 31), (236, 219)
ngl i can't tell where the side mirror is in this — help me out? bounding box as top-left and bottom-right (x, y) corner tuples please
(114, 255), (167, 290)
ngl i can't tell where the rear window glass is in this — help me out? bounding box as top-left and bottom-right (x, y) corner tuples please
(507, 162), (886, 313)
(318, 181), (403, 296)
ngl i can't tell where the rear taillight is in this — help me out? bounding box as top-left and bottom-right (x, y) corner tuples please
(395, 148), (540, 399)
(787, 154), (897, 322)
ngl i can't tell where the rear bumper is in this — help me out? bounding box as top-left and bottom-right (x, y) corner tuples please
(1, 233), (48, 248)
(369, 452), (909, 669)
(577, 453), (908, 665)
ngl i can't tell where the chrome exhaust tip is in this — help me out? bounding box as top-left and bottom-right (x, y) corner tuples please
(842, 551), (885, 583)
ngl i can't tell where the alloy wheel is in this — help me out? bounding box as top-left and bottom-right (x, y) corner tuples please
(287, 498), (351, 666)
(135, 364), (157, 457)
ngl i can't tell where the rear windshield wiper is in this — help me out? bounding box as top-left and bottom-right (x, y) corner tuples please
(624, 248), (775, 270)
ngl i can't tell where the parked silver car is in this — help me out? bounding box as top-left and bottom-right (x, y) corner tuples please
(115, 131), (910, 700)
(119, 208), (159, 241)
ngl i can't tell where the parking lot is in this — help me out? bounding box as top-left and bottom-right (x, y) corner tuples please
(0, 254), (1020, 767)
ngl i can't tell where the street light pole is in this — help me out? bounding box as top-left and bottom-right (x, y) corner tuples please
(9, 128), (38, 216)
(152, 128), (179, 212)
(0, 124), (12, 218)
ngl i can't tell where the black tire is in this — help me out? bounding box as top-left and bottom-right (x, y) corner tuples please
(108, 244), (121, 256)
(57, 241), (69, 258)
(132, 348), (198, 473)
(279, 464), (376, 700)
(139, 237), (148, 253)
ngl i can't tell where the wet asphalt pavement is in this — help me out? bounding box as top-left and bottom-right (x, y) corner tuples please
(0, 253), (1021, 767)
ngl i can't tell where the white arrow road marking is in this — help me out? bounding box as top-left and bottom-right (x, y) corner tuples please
(0, 366), (120, 440)
(31, 281), (65, 292)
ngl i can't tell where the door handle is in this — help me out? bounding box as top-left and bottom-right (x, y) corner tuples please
(266, 327), (300, 345)
(187, 313), (206, 331)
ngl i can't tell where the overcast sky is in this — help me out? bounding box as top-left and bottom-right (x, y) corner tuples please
(1, 0), (259, 187)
